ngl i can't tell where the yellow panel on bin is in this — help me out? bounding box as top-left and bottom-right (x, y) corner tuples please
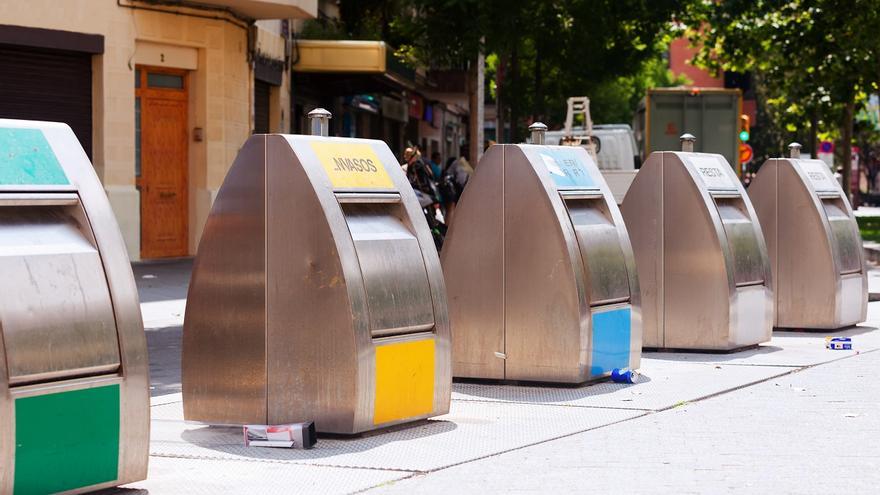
(310, 142), (394, 189)
(374, 339), (435, 425)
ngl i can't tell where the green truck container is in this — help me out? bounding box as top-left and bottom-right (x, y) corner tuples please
(634, 87), (743, 175)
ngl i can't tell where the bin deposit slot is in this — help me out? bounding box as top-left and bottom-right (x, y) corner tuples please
(558, 190), (603, 200)
(821, 197), (862, 275)
(713, 196), (764, 287)
(564, 197), (631, 306)
(0, 202), (121, 386)
(0, 193), (79, 207)
(341, 202), (435, 338)
(336, 192), (401, 204)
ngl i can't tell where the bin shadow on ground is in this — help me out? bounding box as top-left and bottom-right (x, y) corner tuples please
(774, 324), (878, 339)
(645, 344), (785, 363)
(178, 418), (457, 462)
(451, 374), (652, 405)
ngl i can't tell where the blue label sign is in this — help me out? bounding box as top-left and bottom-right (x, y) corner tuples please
(0, 128), (69, 185)
(538, 148), (596, 189)
(590, 306), (631, 377)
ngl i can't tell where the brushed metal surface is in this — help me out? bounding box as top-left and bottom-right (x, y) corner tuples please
(622, 151), (772, 350)
(822, 199), (862, 274)
(183, 133), (450, 434)
(441, 145), (505, 380)
(342, 203), (435, 337)
(620, 158), (663, 348)
(444, 144), (641, 383)
(503, 145), (585, 382)
(713, 197), (766, 286)
(749, 157), (867, 328)
(182, 137), (268, 425)
(564, 197), (631, 305)
(0, 204), (120, 385)
(0, 119), (149, 492)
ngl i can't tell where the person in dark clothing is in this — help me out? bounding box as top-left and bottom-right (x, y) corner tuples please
(438, 154), (473, 225)
(403, 147), (439, 202)
(402, 146), (446, 248)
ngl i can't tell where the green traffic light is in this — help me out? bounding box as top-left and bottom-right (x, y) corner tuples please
(739, 130), (750, 142)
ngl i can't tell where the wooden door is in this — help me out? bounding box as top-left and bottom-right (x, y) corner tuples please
(136, 67), (188, 258)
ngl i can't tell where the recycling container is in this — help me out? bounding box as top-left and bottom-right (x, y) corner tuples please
(621, 134), (773, 350)
(749, 143), (867, 329)
(441, 123), (641, 383)
(0, 119), (148, 494)
(182, 109), (451, 434)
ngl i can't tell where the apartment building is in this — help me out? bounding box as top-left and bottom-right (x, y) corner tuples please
(0, 0), (316, 260)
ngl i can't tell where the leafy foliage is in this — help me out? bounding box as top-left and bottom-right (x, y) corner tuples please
(684, 0), (880, 193)
(299, 2), (707, 141)
(392, 1), (691, 137)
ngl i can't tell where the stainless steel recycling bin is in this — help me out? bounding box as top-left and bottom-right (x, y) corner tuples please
(749, 143), (867, 329)
(0, 119), (148, 494)
(621, 134), (773, 351)
(183, 109), (451, 434)
(441, 123), (641, 383)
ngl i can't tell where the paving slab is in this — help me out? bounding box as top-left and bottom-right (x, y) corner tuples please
(148, 400), (641, 472)
(127, 259), (880, 494)
(374, 349), (880, 495)
(120, 455), (409, 495)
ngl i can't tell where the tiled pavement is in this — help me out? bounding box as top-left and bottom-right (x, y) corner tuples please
(114, 259), (880, 494)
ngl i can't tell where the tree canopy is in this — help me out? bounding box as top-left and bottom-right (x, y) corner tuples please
(392, 0), (691, 140)
(684, 0), (880, 194)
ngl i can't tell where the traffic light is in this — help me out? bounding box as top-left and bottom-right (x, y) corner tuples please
(739, 114), (750, 142)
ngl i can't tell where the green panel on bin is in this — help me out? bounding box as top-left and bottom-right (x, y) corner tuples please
(0, 127), (69, 185)
(14, 384), (120, 494)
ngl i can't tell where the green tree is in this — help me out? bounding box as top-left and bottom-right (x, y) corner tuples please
(394, 0), (692, 141)
(685, 0), (880, 196)
(590, 53), (691, 124)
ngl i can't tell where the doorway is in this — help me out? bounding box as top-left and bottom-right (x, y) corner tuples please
(135, 66), (189, 258)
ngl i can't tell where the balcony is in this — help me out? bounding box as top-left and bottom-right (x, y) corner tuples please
(174, 0), (317, 20)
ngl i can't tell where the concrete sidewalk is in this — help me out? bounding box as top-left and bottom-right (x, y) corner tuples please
(117, 259), (880, 494)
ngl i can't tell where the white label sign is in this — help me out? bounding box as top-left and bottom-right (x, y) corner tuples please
(799, 160), (838, 192)
(687, 155), (737, 190)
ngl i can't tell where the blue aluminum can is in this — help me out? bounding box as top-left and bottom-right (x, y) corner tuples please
(611, 368), (637, 383)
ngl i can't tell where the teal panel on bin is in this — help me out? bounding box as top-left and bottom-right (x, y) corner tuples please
(537, 147), (595, 189)
(590, 306), (631, 376)
(0, 127), (69, 185)
(14, 384), (120, 494)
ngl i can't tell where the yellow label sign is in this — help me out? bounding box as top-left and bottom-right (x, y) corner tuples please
(373, 339), (435, 425)
(310, 142), (394, 189)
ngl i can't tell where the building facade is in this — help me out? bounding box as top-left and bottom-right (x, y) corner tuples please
(0, 0), (316, 260)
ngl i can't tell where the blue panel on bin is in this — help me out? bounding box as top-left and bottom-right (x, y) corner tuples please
(590, 306), (631, 376)
(0, 127), (69, 185)
(537, 148), (595, 189)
